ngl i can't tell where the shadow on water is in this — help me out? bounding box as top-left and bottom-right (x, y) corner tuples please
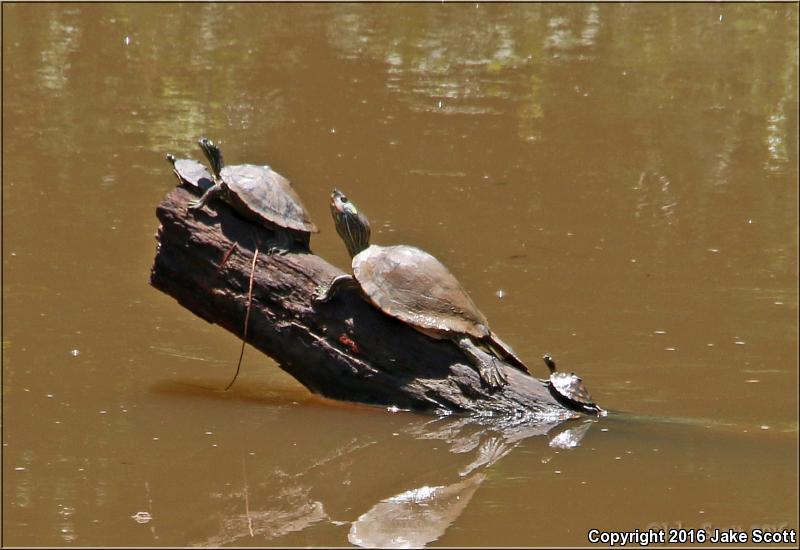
(149, 378), (317, 407)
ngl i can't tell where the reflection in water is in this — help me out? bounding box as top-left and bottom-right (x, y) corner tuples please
(548, 419), (596, 450)
(39, 11), (82, 92)
(328, 6), (533, 117)
(189, 413), (589, 548)
(202, 479), (327, 546)
(459, 436), (516, 477)
(12, 450), (34, 509)
(132, 482), (159, 541)
(633, 171), (678, 227)
(55, 490), (77, 544)
(765, 105), (791, 174)
(349, 473), (486, 549)
(544, 5), (600, 62)
(141, 408), (585, 548)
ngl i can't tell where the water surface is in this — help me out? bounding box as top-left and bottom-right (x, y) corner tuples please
(3, 3), (797, 546)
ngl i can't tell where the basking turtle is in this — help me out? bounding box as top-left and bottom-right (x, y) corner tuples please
(543, 354), (605, 416)
(189, 137), (319, 252)
(316, 189), (530, 389)
(165, 154), (214, 194)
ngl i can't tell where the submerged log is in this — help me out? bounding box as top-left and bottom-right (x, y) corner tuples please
(150, 186), (574, 417)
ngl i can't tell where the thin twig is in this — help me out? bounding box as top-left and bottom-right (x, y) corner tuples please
(226, 247), (259, 391)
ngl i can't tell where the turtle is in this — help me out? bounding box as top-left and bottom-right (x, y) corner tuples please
(189, 137), (319, 253)
(315, 188), (530, 389)
(542, 354), (605, 416)
(165, 153), (215, 194)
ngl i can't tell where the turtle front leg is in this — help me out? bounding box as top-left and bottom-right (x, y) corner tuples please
(314, 274), (358, 303)
(188, 183), (222, 211)
(456, 337), (509, 389)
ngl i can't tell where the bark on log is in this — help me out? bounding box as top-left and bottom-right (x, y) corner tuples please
(150, 186), (575, 418)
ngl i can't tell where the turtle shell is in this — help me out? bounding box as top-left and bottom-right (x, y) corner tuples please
(550, 371), (597, 409)
(221, 164), (318, 233)
(351, 244), (490, 340)
(168, 156), (214, 193)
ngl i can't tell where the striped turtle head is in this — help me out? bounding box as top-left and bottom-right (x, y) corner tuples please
(198, 137), (225, 178)
(542, 354), (557, 374)
(330, 189), (371, 258)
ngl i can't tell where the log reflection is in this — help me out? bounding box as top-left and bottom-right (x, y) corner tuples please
(187, 410), (597, 547)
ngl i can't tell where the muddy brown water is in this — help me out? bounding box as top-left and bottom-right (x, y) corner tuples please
(2, 3), (797, 547)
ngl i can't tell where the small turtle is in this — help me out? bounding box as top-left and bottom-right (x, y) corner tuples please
(165, 153), (215, 194)
(543, 354), (605, 416)
(316, 189), (530, 389)
(189, 137), (319, 253)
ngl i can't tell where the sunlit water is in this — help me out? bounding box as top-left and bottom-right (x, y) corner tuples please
(3, 3), (797, 546)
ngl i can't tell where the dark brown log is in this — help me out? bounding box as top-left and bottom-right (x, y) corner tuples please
(150, 186), (575, 418)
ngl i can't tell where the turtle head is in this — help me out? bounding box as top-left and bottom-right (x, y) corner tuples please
(166, 153), (176, 166)
(198, 137), (224, 179)
(542, 354), (557, 373)
(330, 189), (371, 259)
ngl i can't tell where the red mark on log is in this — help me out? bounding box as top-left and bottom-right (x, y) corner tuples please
(338, 334), (361, 355)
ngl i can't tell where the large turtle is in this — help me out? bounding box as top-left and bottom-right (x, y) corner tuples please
(316, 189), (530, 389)
(542, 354), (606, 416)
(189, 137), (318, 252)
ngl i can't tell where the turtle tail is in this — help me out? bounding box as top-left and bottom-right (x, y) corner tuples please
(487, 333), (530, 374)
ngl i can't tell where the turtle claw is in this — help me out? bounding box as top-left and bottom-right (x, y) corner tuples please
(479, 359), (508, 389)
(187, 198), (203, 211)
(456, 337), (509, 390)
(266, 246), (290, 256)
(313, 284), (331, 303)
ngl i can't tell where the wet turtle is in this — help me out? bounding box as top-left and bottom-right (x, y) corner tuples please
(316, 189), (530, 389)
(165, 153), (215, 194)
(542, 354), (605, 416)
(189, 137), (319, 252)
